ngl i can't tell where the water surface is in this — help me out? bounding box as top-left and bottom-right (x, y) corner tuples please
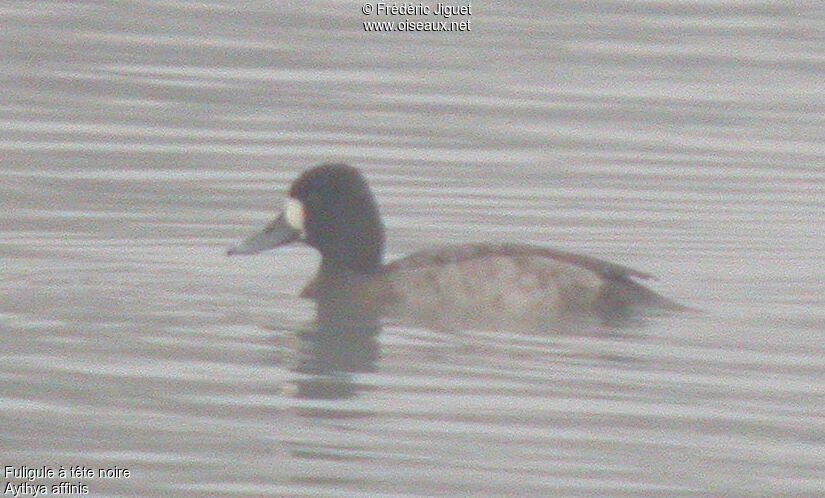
(1, 2), (824, 496)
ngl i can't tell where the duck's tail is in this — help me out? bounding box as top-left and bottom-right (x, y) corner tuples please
(597, 277), (698, 316)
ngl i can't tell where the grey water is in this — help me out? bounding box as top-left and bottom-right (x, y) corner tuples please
(1, 1), (824, 496)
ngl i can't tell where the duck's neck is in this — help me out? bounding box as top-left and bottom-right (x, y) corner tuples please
(315, 209), (384, 275)
(320, 251), (382, 275)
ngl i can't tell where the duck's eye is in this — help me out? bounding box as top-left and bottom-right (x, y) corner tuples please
(284, 197), (305, 232)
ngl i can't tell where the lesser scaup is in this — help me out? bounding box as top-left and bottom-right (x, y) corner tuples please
(228, 164), (689, 329)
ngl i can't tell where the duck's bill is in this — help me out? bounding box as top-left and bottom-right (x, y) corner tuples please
(226, 214), (302, 256)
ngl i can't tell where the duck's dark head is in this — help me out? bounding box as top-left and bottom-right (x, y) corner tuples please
(227, 164), (385, 274)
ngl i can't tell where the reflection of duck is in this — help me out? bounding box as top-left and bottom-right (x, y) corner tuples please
(228, 164), (689, 329)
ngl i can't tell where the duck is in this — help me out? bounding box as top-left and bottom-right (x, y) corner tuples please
(227, 163), (689, 330)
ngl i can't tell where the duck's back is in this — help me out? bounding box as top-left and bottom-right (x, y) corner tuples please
(381, 243), (683, 329)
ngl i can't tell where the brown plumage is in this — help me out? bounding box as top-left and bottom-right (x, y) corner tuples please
(228, 164), (691, 330)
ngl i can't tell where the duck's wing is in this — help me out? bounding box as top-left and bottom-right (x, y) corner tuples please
(384, 242), (690, 314)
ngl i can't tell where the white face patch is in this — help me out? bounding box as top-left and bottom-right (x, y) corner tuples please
(284, 197), (305, 234)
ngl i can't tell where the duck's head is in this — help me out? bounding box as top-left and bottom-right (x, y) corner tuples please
(227, 164), (385, 274)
